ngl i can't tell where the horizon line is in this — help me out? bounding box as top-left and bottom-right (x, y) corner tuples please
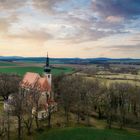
(0, 55), (140, 59)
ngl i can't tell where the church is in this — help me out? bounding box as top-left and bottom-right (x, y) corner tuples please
(4, 54), (57, 119)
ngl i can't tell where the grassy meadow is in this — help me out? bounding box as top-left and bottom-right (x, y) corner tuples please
(0, 61), (139, 85)
(14, 127), (140, 140)
(77, 63), (140, 86)
(87, 74), (140, 86)
(0, 61), (74, 76)
(0, 61), (17, 66)
(37, 128), (140, 140)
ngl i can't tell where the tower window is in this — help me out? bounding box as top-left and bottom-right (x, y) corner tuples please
(48, 75), (50, 78)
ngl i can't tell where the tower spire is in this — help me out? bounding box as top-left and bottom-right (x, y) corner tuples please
(44, 52), (51, 73)
(46, 52), (49, 67)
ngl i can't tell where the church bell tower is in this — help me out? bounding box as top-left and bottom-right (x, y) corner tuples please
(44, 53), (51, 87)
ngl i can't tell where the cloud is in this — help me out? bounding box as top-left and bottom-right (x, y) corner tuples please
(130, 33), (140, 43)
(106, 16), (124, 23)
(0, 0), (134, 44)
(0, 18), (10, 32)
(56, 4), (129, 43)
(0, 14), (19, 33)
(92, 0), (140, 19)
(0, 0), (27, 34)
(61, 28), (119, 43)
(104, 43), (140, 52)
(53, 10), (127, 43)
(32, 0), (67, 14)
(0, 0), (27, 11)
(7, 29), (53, 42)
(83, 45), (101, 51)
(0, 0), (140, 58)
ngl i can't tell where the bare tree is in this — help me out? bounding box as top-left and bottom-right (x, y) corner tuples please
(105, 86), (116, 129)
(115, 83), (129, 129)
(10, 88), (25, 140)
(0, 74), (20, 101)
(31, 87), (42, 130)
(81, 79), (100, 126)
(59, 76), (76, 126)
(6, 111), (11, 140)
(73, 76), (84, 124)
(47, 101), (54, 128)
(0, 113), (7, 140)
(22, 91), (34, 135)
(52, 74), (65, 100)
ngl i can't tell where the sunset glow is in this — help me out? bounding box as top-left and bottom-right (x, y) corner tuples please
(0, 0), (140, 58)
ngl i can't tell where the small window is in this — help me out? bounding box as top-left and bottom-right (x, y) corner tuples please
(48, 75), (50, 78)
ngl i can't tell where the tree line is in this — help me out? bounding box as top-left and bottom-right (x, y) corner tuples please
(53, 74), (140, 129)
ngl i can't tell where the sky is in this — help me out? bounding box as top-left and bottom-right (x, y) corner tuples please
(0, 0), (140, 58)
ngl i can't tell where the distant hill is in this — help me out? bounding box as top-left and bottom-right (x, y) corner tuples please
(0, 56), (24, 60)
(0, 56), (140, 65)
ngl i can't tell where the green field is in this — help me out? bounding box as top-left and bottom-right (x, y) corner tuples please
(0, 61), (17, 66)
(0, 66), (74, 76)
(33, 127), (140, 140)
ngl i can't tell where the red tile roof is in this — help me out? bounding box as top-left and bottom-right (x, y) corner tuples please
(38, 77), (51, 92)
(21, 72), (51, 92)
